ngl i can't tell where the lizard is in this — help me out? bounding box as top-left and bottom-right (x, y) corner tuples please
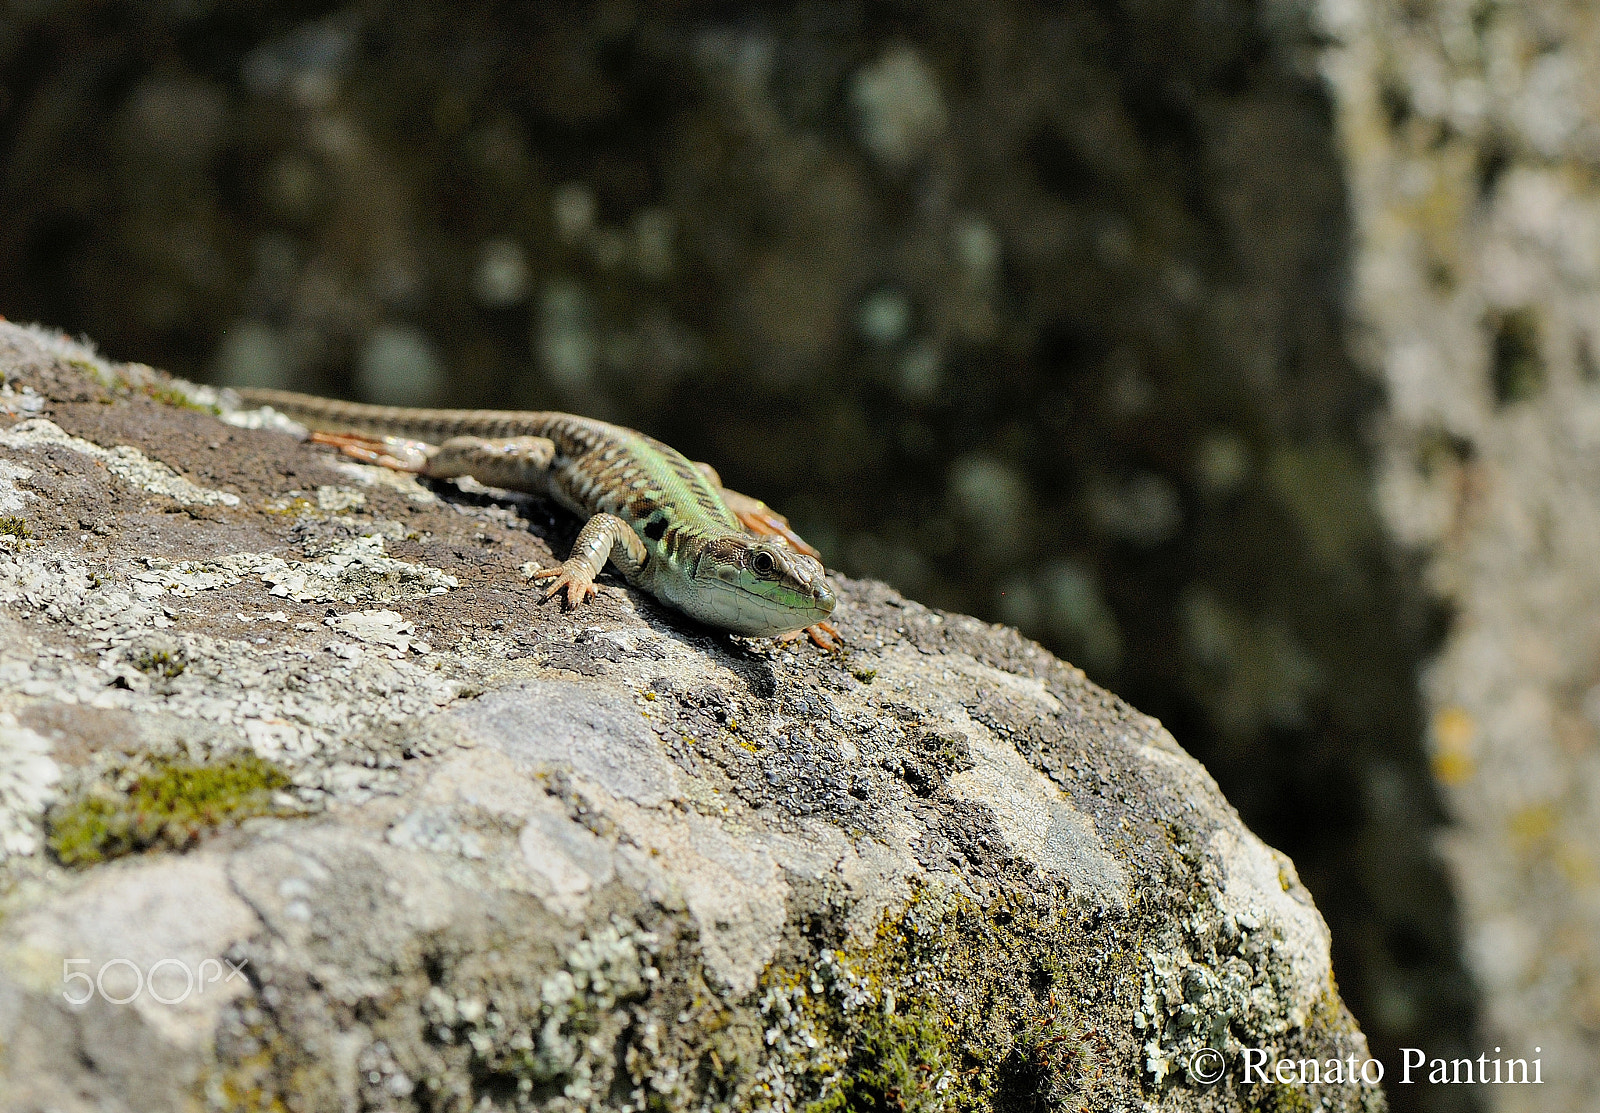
(233, 388), (840, 648)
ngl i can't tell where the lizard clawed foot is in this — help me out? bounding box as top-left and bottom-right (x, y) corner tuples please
(775, 621), (842, 652)
(806, 621), (843, 651)
(310, 430), (432, 472)
(529, 562), (600, 610)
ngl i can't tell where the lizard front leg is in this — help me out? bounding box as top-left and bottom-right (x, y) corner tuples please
(530, 512), (649, 609)
(775, 622), (842, 651)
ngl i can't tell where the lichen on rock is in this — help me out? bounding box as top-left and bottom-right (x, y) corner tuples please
(0, 323), (1380, 1112)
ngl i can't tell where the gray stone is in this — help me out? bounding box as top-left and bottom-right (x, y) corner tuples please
(0, 323), (1379, 1111)
(1317, 1), (1600, 1109)
(451, 679), (682, 808)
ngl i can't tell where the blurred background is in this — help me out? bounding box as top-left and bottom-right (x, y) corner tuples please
(6, 2), (1600, 1111)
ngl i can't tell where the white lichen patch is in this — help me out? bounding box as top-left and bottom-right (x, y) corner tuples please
(315, 485), (366, 512)
(326, 609), (429, 656)
(251, 535), (456, 603)
(0, 459), (35, 514)
(329, 458), (438, 502)
(1208, 827), (1329, 1012)
(9, 323), (120, 385)
(0, 418), (240, 507)
(869, 648), (1128, 903)
(0, 713), (60, 861)
(1135, 831), (1332, 1090)
(128, 536), (456, 606)
(217, 402), (306, 435)
(0, 541), (461, 814)
(418, 917), (660, 1104)
(751, 981), (844, 1111)
(0, 379), (45, 417)
(386, 807), (486, 860)
(0, 541), (104, 620)
(133, 557), (249, 598)
(942, 706), (1128, 906)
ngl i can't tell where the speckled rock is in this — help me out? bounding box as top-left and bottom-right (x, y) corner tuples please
(0, 4), (1469, 1086)
(0, 323), (1379, 1112)
(1314, 0), (1600, 1109)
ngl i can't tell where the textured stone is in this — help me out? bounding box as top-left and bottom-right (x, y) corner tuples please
(0, 10), (1467, 1088)
(0, 324), (1379, 1111)
(1316, 1), (1600, 1109)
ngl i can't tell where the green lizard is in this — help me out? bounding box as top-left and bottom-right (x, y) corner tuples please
(234, 389), (840, 647)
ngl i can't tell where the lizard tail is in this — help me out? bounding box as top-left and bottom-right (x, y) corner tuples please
(232, 387), (561, 442)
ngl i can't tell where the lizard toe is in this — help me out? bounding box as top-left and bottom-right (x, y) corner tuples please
(774, 621), (842, 652)
(805, 621), (842, 651)
(539, 572), (598, 610)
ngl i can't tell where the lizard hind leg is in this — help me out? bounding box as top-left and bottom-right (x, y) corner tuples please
(311, 432), (560, 493)
(694, 462), (823, 560)
(421, 436), (556, 488)
(310, 430), (433, 472)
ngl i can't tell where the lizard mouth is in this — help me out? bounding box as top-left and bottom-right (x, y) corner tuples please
(692, 575), (836, 636)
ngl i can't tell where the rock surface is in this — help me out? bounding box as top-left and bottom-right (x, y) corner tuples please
(0, 322), (1378, 1111)
(0, 2), (1474, 1085)
(1316, 0), (1600, 1109)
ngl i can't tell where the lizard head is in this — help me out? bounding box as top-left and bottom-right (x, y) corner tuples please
(687, 535), (837, 636)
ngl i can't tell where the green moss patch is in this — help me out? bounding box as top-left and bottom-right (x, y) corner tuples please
(0, 516), (31, 539)
(131, 645), (187, 678)
(763, 884), (1120, 1113)
(140, 381), (220, 413)
(47, 753), (296, 867)
(807, 1008), (951, 1113)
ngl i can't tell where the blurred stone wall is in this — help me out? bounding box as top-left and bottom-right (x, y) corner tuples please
(1317, 0), (1600, 1109)
(0, 3), (1497, 1110)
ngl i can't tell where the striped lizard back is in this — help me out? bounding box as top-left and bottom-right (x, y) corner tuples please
(232, 388), (742, 540)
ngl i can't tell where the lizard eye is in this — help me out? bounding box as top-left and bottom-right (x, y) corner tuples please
(751, 549), (776, 576)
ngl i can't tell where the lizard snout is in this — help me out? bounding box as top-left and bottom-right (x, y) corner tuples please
(814, 578), (837, 615)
